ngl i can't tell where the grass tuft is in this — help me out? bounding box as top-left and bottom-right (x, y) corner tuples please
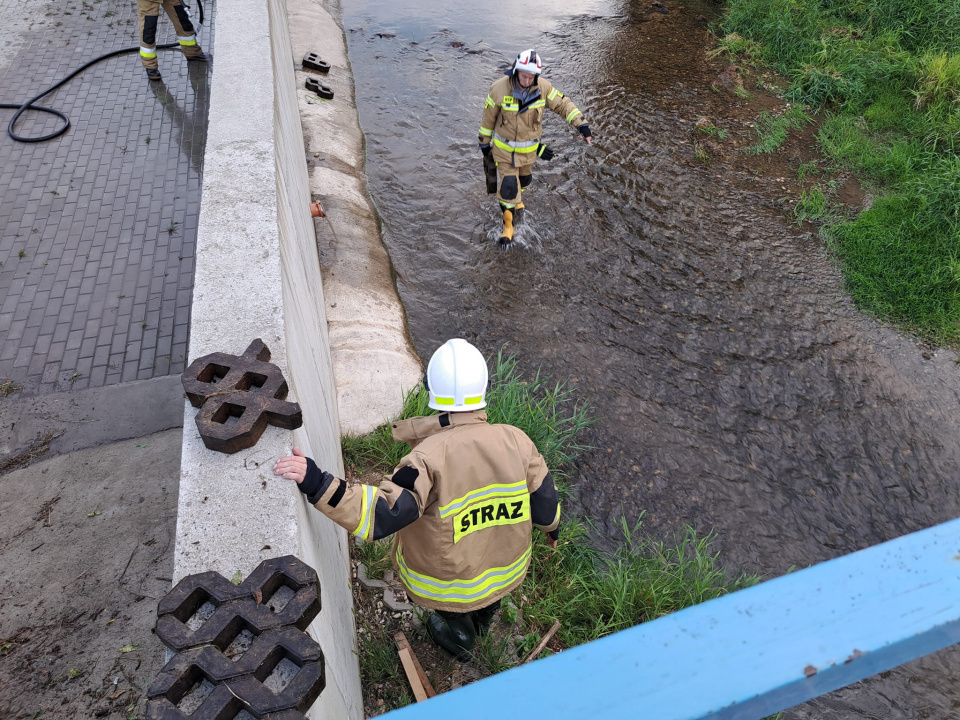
(0, 379), (23, 397)
(522, 516), (758, 649)
(706, 32), (765, 64)
(356, 537), (393, 579)
(745, 106), (811, 154)
(912, 51), (960, 110)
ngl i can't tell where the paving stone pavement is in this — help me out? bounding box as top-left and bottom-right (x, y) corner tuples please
(0, 0), (214, 398)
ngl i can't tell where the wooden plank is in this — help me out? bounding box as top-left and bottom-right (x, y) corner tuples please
(395, 631), (435, 700)
(377, 518), (960, 720)
(398, 646), (428, 702)
(522, 620), (561, 664)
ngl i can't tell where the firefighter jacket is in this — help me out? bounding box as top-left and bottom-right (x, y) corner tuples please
(304, 410), (561, 612)
(478, 75), (586, 168)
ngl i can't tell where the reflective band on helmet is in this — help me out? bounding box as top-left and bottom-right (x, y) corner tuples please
(439, 481), (529, 518)
(396, 543), (531, 603)
(465, 395), (483, 404)
(433, 396), (455, 406)
(140, 47), (158, 58)
(566, 109), (582, 123)
(479, 126), (493, 137)
(352, 485), (377, 541)
(177, 35), (197, 45)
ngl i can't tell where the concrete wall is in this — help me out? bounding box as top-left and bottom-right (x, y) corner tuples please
(174, 0), (419, 714)
(289, 0), (422, 436)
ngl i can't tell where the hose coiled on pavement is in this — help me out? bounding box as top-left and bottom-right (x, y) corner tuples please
(1, 44), (179, 143)
(2, 0), (204, 143)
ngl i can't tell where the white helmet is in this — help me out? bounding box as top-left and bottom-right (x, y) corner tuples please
(425, 339), (489, 412)
(513, 48), (543, 76)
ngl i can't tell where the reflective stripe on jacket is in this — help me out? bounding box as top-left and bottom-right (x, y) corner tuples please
(478, 75), (585, 167)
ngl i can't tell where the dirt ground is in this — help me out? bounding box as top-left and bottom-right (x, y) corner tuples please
(0, 430), (181, 720)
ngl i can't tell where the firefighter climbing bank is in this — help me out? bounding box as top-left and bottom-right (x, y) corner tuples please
(137, 0), (209, 80)
(273, 339), (561, 659)
(479, 49), (593, 244)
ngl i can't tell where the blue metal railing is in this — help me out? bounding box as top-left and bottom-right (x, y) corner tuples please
(381, 517), (960, 720)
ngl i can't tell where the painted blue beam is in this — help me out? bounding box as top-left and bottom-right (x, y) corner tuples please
(381, 518), (960, 720)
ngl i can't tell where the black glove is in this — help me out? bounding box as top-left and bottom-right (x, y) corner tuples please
(578, 123), (592, 139)
(537, 143), (554, 160)
(480, 143), (492, 157)
(300, 457), (335, 504)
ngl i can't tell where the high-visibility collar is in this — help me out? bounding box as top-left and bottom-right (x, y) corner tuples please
(391, 410), (487, 449)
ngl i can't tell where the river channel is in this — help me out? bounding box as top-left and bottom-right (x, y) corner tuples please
(340, 0), (960, 715)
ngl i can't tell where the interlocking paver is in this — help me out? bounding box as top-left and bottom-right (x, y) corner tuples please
(0, 0), (214, 396)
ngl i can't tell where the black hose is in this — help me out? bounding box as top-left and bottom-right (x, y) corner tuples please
(2, 0), (204, 143)
(1, 43), (182, 143)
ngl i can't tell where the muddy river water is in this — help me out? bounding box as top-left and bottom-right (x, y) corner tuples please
(339, 0), (960, 715)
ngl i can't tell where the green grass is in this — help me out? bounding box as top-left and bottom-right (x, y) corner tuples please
(796, 160), (820, 181)
(521, 516), (758, 649)
(357, 537), (393, 579)
(745, 106), (811, 154)
(827, 191), (960, 343)
(721, 0), (960, 343)
(357, 621), (413, 712)
(793, 184), (829, 224)
(0, 379), (23, 397)
(694, 118), (729, 139)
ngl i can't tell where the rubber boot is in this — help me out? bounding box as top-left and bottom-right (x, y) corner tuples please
(471, 600), (501, 637)
(483, 154), (498, 194)
(499, 208), (514, 245)
(427, 613), (476, 661)
(513, 202), (525, 225)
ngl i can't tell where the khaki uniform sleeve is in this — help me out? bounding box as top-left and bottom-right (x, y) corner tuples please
(312, 453), (434, 541)
(519, 432), (559, 533)
(525, 443), (549, 492)
(542, 79), (586, 127)
(479, 83), (499, 144)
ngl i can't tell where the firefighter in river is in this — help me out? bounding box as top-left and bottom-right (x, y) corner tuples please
(479, 48), (593, 244)
(273, 338), (561, 659)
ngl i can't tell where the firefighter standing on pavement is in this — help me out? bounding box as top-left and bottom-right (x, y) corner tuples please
(479, 49), (593, 244)
(273, 339), (561, 659)
(137, 0), (209, 81)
